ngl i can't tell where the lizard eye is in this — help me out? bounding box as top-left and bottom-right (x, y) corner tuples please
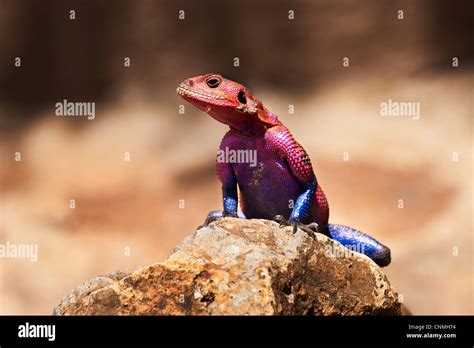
(237, 91), (247, 104)
(206, 77), (221, 88)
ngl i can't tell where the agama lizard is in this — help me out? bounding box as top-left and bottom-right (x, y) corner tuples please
(177, 73), (391, 267)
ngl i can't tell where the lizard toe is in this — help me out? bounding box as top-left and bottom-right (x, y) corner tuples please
(289, 221), (318, 238)
(273, 215), (288, 228)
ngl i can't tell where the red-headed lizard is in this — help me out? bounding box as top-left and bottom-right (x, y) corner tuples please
(177, 73), (391, 267)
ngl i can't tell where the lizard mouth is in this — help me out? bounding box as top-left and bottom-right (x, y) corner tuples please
(176, 85), (228, 101)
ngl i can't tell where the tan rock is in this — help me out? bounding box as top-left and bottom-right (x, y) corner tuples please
(53, 218), (400, 315)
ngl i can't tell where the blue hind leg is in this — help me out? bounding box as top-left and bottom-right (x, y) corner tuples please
(326, 224), (391, 267)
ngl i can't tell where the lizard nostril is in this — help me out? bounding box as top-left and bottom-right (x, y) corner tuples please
(185, 79), (194, 87)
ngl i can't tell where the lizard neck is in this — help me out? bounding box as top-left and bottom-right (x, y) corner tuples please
(228, 121), (268, 137)
(227, 110), (281, 137)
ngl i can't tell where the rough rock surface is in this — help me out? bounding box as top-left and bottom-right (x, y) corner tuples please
(53, 218), (400, 315)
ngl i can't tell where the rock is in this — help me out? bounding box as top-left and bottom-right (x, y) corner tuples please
(53, 218), (401, 315)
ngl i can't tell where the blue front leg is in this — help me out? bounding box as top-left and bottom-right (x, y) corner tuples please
(290, 177), (317, 223)
(202, 170), (243, 226)
(223, 184), (238, 217)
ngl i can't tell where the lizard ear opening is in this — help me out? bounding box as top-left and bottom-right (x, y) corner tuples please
(237, 91), (247, 104)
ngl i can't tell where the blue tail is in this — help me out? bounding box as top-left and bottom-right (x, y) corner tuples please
(326, 224), (391, 267)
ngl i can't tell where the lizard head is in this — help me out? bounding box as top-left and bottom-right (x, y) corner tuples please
(177, 73), (279, 134)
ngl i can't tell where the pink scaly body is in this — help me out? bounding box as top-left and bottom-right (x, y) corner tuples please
(218, 125), (329, 230)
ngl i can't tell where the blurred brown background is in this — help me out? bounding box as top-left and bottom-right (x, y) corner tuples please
(0, 0), (472, 314)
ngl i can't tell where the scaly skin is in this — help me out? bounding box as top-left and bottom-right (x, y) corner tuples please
(177, 73), (391, 267)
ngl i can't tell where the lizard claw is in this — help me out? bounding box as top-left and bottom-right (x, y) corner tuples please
(199, 211), (240, 229)
(200, 216), (220, 228)
(223, 212), (239, 219)
(273, 215), (288, 228)
(273, 215), (319, 238)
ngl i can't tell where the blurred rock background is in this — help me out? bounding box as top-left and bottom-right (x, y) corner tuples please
(0, 0), (472, 314)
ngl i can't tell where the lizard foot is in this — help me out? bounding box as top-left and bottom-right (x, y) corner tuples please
(273, 215), (319, 237)
(199, 210), (242, 229)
